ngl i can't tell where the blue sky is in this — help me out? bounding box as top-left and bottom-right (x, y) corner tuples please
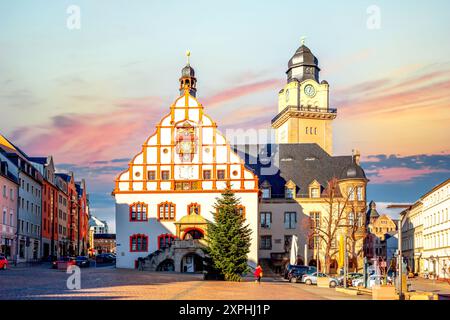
(1, 1), (449, 230)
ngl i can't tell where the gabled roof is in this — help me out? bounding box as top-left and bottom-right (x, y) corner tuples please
(56, 173), (71, 182)
(0, 134), (16, 152)
(89, 215), (106, 227)
(28, 157), (48, 165)
(0, 134), (30, 160)
(233, 143), (367, 198)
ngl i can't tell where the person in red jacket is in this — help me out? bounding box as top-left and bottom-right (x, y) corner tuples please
(254, 265), (263, 284)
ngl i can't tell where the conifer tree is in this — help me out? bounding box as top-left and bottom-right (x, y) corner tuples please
(206, 188), (252, 281)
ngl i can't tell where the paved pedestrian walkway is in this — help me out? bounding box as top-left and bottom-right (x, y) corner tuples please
(408, 277), (450, 297)
(0, 266), (370, 300)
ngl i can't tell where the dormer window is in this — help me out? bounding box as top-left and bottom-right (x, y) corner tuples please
(285, 180), (296, 199)
(311, 188), (320, 198)
(285, 187), (294, 199)
(262, 188), (271, 199)
(308, 180), (322, 199)
(261, 180), (271, 199)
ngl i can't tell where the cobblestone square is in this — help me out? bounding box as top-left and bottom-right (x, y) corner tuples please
(0, 265), (371, 300)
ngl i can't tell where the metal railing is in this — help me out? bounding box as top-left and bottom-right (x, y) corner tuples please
(271, 105), (337, 124)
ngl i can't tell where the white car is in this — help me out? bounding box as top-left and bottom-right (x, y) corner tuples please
(301, 272), (339, 288)
(352, 275), (392, 288)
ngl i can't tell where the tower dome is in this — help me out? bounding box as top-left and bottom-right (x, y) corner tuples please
(286, 41), (320, 83)
(367, 200), (380, 219)
(181, 64), (195, 77)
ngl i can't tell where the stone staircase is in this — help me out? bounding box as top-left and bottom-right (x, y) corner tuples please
(143, 239), (206, 272)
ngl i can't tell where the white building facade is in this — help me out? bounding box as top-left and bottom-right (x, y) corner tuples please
(422, 179), (450, 279)
(114, 58), (259, 270)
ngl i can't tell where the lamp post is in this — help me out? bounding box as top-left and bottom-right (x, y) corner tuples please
(398, 219), (402, 299)
(344, 235), (348, 288)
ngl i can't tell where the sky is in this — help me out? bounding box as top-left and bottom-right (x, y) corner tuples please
(1, 1), (449, 231)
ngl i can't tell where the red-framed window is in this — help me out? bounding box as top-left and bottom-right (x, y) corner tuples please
(129, 202), (148, 222)
(158, 234), (177, 249)
(130, 234), (148, 252)
(236, 205), (246, 219)
(187, 203), (201, 215)
(158, 202), (176, 221)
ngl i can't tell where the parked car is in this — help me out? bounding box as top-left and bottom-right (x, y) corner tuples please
(95, 253), (116, 264)
(352, 274), (393, 288)
(302, 272), (339, 288)
(0, 254), (8, 270)
(337, 272), (363, 286)
(52, 256), (76, 269)
(284, 264), (316, 279)
(288, 267), (313, 283)
(75, 256), (91, 268)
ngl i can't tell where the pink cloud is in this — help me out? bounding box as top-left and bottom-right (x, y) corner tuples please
(337, 68), (450, 117)
(366, 166), (450, 184)
(11, 97), (165, 165)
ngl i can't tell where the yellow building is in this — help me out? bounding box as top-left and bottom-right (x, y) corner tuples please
(401, 201), (424, 274)
(234, 41), (368, 274)
(272, 42), (336, 155)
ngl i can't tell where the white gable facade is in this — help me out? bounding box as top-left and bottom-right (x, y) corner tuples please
(114, 64), (259, 270)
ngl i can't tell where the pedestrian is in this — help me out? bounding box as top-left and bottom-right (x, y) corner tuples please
(254, 264), (263, 284)
(138, 257), (145, 271)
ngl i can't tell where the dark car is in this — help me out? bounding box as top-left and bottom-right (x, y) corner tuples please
(95, 253), (116, 264)
(75, 256), (91, 268)
(284, 264), (317, 280)
(52, 256), (76, 269)
(288, 267), (311, 283)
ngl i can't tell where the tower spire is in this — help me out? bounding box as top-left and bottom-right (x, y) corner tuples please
(186, 50), (191, 65)
(301, 36), (306, 46)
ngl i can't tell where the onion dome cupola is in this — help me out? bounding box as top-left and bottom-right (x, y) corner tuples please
(367, 200), (380, 220)
(179, 50), (197, 97)
(286, 37), (320, 84)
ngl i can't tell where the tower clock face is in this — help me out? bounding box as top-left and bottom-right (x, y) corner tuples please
(304, 84), (316, 97)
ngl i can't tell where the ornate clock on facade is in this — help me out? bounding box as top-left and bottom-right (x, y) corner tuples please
(304, 84), (316, 97)
(175, 122), (197, 162)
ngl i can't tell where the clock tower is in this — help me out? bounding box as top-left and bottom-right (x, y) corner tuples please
(272, 40), (337, 155)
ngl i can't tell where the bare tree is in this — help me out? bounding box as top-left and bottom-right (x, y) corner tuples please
(307, 177), (366, 274)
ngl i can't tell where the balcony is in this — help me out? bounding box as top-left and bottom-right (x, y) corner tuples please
(271, 105), (337, 125)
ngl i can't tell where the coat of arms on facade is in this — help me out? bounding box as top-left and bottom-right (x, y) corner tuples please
(175, 121), (197, 163)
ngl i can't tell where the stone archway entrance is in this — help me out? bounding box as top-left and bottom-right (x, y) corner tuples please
(157, 259), (175, 272)
(174, 213), (209, 240)
(181, 253), (204, 273)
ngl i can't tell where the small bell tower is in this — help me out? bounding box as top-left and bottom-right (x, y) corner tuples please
(179, 50), (197, 97)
